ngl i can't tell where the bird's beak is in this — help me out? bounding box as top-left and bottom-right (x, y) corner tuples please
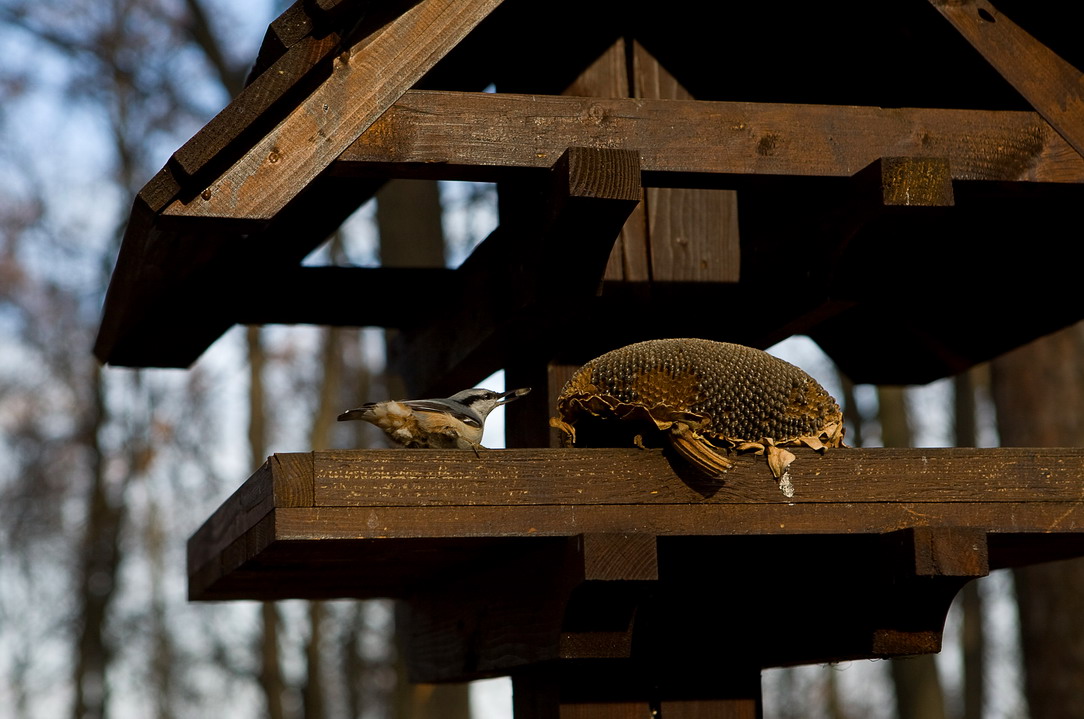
(498, 387), (531, 404)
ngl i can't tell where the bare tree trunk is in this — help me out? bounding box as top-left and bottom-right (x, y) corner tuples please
(71, 363), (125, 719)
(824, 669), (849, 719)
(303, 602), (326, 719)
(954, 368), (985, 719)
(248, 326), (287, 719)
(146, 496), (177, 719)
(302, 311), (348, 719)
(879, 386), (947, 719)
(992, 323), (1084, 719)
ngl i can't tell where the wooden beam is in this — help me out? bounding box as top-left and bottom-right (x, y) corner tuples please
(335, 90), (1084, 184)
(511, 663), (762, 719)
(188, 446), (1084, 601)
(631, 40), (741, 284)
(163, 0), (503, 223)
(232, 266), (455, 326)
(562, 38), (649, 285)
(189, 446), (1084, 678)
(169, 27), (342, 189)
(95, 173), (383, 367)
(931, 0), (1084, 159)
(391, 146), (642, 396)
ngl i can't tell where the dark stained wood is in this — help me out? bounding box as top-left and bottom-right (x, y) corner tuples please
(187, 446), (1084, 688)
(562, 38), (650, 285)
(876, 157), (956, 207)
(659, 701), (759, 719)
(902, 526), (990, 578)
(510, 662), (762, 719)
(170, 30), (344, 188)
(102, 2), (1084, 711)
(248, 1), (320, 78)
(406, 533), (657, 681)
(504, 360), (580, 448)
(336, 90), (1084, 184)
(163, 0), (504, 222)
(232, 266), (454, 326)
(932, 0), (1084, 159)
(189, 447), (1084, 600)
(187, 452), (312, 577)
(266, 502), (1084, 543)
(307, 447), (1084, 507)
(391, 147), (642, 397)
(95, 173), (384, 367)
(578, 533), (658, 581)
(631, 41), (741, 284)
(808, 176), (1084, 384)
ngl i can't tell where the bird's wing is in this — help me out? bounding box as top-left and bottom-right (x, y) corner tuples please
(401, 399), (482, 427)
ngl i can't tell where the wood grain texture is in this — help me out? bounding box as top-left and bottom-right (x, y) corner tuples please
(659, 700), (759, 719)
(186, 462), (275, 584)
(309, 447), (1084, 506)
(164, 0), (503, 221)
(189, 443), (1084, 682)
(578, 533), (658, 581)
(170, 31), (343, 185)
(632, 41), (741, 284)
(562, 38), (650, 285)
(906, 526), (989, 577)
(338, 90), (1084, 184)
(932, 0), (1084, 159)
(270, 502), (1084, 543)
(187, 446), (1084, 600)
(877, 157), (955, 206)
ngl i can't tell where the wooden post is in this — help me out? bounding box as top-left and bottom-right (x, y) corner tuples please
(511, 662), (762, 719)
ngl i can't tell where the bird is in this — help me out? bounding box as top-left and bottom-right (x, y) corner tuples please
(338, 387), (532, 451)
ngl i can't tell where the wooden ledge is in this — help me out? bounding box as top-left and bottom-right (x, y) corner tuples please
(189, 447), (1084, 602)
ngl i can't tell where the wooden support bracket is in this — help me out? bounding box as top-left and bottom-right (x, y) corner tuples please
(511, 660), (762, 719)
(391, 146), (642, 397)
(869, 527), (990, 657)
(406, 532), (658, 681)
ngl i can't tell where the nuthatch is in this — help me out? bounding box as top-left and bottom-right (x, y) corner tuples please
(338, 387), (532, 451)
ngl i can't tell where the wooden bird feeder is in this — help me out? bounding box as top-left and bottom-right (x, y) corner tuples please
(98, 0), (1084, 715)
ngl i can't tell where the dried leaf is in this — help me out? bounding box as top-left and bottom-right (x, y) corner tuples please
(668, 431), (734, 478)
(765, 444), (796, 481)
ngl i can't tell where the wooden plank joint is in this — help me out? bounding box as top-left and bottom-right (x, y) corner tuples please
(890, 526), (990, 578)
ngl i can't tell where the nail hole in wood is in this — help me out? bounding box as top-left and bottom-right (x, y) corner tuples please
(978, 8), (995, 22)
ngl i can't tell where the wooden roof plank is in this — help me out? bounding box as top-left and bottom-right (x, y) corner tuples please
(163, 0), (504, 223)
(931, 0), (1084, 160)
(337, 90), (1084, 184)
(630, 40), (741, 284)
(170, 31), (344, 187)
(246, 1), (320, 80)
